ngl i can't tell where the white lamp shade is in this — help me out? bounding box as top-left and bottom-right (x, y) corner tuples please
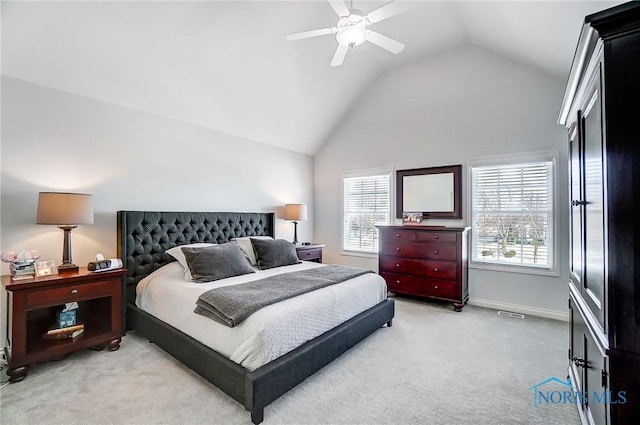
(36, 192), (94, 225)
(284, 204), (308, 221)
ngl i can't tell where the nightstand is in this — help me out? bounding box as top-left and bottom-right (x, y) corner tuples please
(295, 244), (325, 263)
(1, 267), (126, 382)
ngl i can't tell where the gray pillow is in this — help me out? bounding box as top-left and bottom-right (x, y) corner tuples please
(250, 238), (300, 270)
(181, 241), (255, 283)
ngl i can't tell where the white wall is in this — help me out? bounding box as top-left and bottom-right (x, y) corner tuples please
(314, 46), (569, 319)
(0, 76), (315, 344)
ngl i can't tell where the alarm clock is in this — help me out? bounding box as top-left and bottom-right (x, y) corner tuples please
(87, 258), (123, 272)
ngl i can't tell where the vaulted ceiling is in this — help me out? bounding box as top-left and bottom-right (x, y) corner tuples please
(1, 1), (622, 155)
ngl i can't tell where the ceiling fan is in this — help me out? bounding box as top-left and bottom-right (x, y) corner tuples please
(285, 0), (405, 67)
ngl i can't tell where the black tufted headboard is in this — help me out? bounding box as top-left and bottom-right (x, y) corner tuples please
(117, 211), (275, 303)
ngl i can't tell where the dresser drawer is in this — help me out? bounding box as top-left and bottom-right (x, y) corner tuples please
(416, 232), (457, 243)
(386, 229), (416, 242)
(380, 257), (457, 279)
(382, 273), (459, 300)
(381, 242), (457, 261)
(26, 279), (114, 307)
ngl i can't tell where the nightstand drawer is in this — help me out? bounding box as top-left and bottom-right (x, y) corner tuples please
(27, 279), (113, 307)
(297, 248), (322, 261)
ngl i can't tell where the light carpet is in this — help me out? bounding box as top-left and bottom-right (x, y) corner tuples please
(0, 298), (579, 424)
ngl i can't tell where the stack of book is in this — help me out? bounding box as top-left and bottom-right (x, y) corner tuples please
(43, 302), (84, 340)
(43, 323), (84, 340)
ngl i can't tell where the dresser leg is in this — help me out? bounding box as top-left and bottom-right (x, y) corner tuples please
(7, 365), (29, 383)
(453, 302), (464, 312)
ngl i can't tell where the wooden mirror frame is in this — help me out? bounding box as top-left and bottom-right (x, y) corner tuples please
(396, 164), (462, 219)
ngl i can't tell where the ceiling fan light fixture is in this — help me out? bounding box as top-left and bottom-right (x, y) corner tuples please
(337, 26), (367, 47)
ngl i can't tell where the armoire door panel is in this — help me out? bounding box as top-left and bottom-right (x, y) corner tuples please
(584, 330), (608, 425)
(581, 63), (606, 332)
(569, 124), (584, 287)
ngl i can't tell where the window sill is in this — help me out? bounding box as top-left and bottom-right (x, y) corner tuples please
(469, 261), (559, 277)
(341, 250), (378, 259)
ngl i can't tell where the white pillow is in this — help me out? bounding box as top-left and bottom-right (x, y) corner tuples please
(231, 236), (273, 266)
(166, 243), (215, 281)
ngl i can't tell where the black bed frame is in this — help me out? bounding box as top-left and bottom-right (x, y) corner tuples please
(117, 211), (395, 424)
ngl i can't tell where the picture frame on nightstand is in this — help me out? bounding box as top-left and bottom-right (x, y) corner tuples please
(35, 260), (58, 277)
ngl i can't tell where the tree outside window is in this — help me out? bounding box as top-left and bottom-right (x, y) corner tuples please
(470, 156), (555, 272)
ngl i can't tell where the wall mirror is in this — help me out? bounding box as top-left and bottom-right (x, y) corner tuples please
(396, 165), (462, 219)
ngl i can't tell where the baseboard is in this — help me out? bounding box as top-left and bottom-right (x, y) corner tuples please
(468, 297), (568, 322)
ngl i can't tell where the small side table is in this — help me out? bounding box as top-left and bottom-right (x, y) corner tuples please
(295, 244), (325, 263)
(1, 267), (126, 382)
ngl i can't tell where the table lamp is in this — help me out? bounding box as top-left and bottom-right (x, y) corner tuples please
(284, 203), (307, 245)
(36, 192), (94, 271)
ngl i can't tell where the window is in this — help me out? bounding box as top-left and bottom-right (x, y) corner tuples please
(343, 168), (391, 254)
(468, 151), (558, 275)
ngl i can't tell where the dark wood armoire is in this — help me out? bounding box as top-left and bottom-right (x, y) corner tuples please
(558, 2), (640, 424)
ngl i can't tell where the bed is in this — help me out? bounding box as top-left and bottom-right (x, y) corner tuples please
(117, 211), (395, 424)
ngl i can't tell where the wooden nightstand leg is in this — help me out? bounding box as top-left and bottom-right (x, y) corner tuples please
(7, 365), (29, 383)
(89, 344), (106, 351)
(107, 337), (121, 351)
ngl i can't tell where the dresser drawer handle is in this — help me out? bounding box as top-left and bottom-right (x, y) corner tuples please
(434, 268), (439, 272)
(396, 233), (401, 237)
(434, 285), (439, 290)
(396, 263), (400, 267)
(71, 289), (78, 294)
(396, 247), (401, 251)
(434, 235), (439, 239)
(434, 250), (439, 254)
(396, 280), (401, 284)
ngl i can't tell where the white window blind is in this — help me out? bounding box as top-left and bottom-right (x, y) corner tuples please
(471, 159), (554, 271)
(343, 171), (390, 253)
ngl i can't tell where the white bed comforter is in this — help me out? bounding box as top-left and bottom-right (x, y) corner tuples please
(136, 261), (387, 370)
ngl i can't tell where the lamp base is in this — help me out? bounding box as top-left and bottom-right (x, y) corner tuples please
(57, 262), (79, 272)
(292, 221), (299, 245)
(58, 225), (79, 272)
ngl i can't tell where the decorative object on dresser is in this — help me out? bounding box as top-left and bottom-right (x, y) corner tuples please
(284, 203), (308, 244)
(36, 192), (94, 271)
(1, 267), (126, 382)
(377, 226), (469, 311)
(295, 243), (325, 263)
(396, 165), (462, 220)
(558, 2), (640, 424)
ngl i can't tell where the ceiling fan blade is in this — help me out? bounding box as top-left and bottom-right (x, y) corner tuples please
(286, 27), (336, 41)
(328, 0), (350, 17)
(366, 1), (404, 24)
(366, 31), (405, 54)
(330, 44), (349, 67)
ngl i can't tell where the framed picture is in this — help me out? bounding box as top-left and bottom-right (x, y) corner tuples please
(35, 260), (58, 277)
(402, 212), (422, 224)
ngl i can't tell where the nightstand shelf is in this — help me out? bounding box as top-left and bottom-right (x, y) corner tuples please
(2, 267), (126, 382)
(295, 244), (325, 263)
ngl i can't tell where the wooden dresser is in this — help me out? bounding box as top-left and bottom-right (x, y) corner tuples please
(377, 226), (469, 311)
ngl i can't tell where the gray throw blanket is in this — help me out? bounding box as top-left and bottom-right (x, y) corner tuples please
(194, 265), (373, 327)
